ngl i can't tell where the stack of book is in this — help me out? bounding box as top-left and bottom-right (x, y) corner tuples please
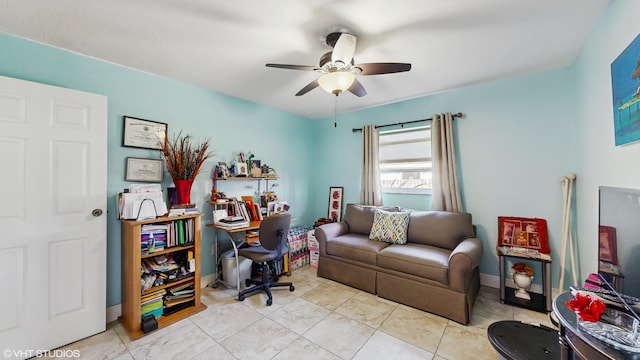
(215, 216), (249, 230)
(140, 288), (165, 318)
(168, 203), (199, 217)
(164, 282), (195, 315)
(141, 223), (169, 255)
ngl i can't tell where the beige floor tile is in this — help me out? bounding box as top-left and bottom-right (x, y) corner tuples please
(304, 313), (375, 359)
(301, 282), (358, 311)
(220, 317), (299, 360)
(353, 331), (435, 360)
(334, 291), (398, 328)
(124, 320), (220, 360)
(379, 305), (448, 353)
(189, 301), (263, 341)
(436, 325), (499, 360)
(268, 297), (331, 334)
(513, 307), (555, 328)
(240, 286), (299, 315)
(53, 328), (129, 359)
(271, 337), (341, 360)
(200, 285), (239, 306)
(191, 342), (236, 360)
(288, 273), (326, 297)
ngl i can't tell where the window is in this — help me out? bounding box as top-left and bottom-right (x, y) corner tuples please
(379, 126), (432, 194)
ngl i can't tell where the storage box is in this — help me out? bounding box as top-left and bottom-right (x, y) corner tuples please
(310, 250), (319, 269)
(307, 230), (319, 251)
(220, 249), (252, 289)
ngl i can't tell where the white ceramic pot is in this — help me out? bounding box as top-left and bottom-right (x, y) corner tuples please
(513, 272), (533, 300)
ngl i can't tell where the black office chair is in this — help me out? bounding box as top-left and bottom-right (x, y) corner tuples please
(238, 212), (294, 305)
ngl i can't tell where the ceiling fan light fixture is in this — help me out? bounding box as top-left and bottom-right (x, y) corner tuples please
(318, 71), (355, 95)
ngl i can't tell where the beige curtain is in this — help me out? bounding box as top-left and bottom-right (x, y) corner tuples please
(431, 113), (463, 212)
(360, 124), (382, 205)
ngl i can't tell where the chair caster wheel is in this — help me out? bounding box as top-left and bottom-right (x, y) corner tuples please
(266, 298), (272, 306)
(245, 279), (251, 287)
(289, 285), (295, 292)
(239, 294), (245, 301)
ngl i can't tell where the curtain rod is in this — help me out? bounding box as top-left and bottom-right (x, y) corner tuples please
(351, 112), (464, 133)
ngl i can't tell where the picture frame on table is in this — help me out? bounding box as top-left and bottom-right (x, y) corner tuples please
(599, 225), (618, 265)
(122, 116), (168, 150)
(328, 186), (344, 222)
(497, 216), (550, 255)
(125, 157), (164, 182)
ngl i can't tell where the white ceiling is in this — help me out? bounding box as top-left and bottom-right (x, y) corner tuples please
(0, 0), (609, 119)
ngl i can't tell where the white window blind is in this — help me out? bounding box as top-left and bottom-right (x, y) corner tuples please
(379, 126), (432, 194)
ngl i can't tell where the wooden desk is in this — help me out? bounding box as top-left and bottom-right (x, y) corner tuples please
(206, 221), (261, 293)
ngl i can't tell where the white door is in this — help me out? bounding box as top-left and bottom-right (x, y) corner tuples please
(0, 75), (107, 359)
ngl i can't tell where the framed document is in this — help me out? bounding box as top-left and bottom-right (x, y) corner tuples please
(122, 116), (167, 150)
(125, 157), (164, 182)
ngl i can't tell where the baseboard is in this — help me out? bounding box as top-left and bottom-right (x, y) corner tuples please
(106, 304), (121, 324)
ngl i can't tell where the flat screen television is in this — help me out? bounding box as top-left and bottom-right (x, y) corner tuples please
(597, 186), (640, 316)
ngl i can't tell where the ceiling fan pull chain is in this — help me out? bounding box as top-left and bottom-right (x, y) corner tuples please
(334, 93), (338, 128)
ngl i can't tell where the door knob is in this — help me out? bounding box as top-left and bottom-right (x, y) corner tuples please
(91, 209), (103, 217)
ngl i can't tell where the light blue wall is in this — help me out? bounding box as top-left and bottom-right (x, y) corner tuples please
(311, 68), (576, 287)
(0, 32), (316, 307)
(1, 0), (635, 308)
(572, 0), (640, 283)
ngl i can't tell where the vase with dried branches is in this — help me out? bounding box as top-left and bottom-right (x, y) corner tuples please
(160, 132), (213, 205)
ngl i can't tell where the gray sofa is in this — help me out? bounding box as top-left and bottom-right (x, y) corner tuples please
(315, 203), (483, 324)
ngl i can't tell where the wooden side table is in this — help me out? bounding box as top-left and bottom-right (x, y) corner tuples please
(499, 253), (552, 312)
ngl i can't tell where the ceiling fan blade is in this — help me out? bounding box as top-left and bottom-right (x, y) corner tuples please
(348, 78), (367, 97)
(355, 62), (412, 75)
(266, 64), (321, 71)
(331, 33), (357, 66)
(295, 79), (319, 96)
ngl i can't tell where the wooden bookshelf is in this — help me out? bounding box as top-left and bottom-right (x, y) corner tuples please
(119, 213), (207, 340)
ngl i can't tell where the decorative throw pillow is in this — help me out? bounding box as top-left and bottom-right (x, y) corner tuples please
(369, 209), (411, 244)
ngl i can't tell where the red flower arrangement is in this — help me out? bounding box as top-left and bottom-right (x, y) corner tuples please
(566, 292), (607, 322)
(512, 263), (533, 276)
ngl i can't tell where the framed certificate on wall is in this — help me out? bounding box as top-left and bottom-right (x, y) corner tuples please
(122, 116), (167, 150)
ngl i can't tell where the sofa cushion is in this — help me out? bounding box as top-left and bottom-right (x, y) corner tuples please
(369, 209), (411, 244)
(407, 211), (475, 250)
(343, 203), (401, 235)
(325, 233), (391, 265)
(377, 244), (452, 285)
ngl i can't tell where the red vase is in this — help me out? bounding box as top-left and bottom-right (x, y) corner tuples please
(174, 179), (193, 205)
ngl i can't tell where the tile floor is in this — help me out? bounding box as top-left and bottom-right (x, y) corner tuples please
(52, 266), (556, 359)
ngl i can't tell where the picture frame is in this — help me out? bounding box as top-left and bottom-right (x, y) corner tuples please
(125, 157), (164, 182)
(122, 116), (168, 150)
(250, 159), (261, 177)
(611, 32), (640, 146)
(217, 162), (230, 178)
(599, 225), (618, 265)
(497, 216), (550, 255)
(328, 186), (344, 222)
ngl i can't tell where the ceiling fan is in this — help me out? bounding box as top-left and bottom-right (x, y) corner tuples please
(266, 32), (411, 97)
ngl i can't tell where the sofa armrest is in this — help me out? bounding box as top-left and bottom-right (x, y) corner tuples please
(448, 237), (483, 292)
(314, 222), (349, 256)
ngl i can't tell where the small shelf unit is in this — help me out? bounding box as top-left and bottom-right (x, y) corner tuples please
(119, 213), (207, 340)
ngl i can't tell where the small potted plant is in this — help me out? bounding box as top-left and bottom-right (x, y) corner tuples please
(512, 263), (534, 300)
(159, 132), (213, 205)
